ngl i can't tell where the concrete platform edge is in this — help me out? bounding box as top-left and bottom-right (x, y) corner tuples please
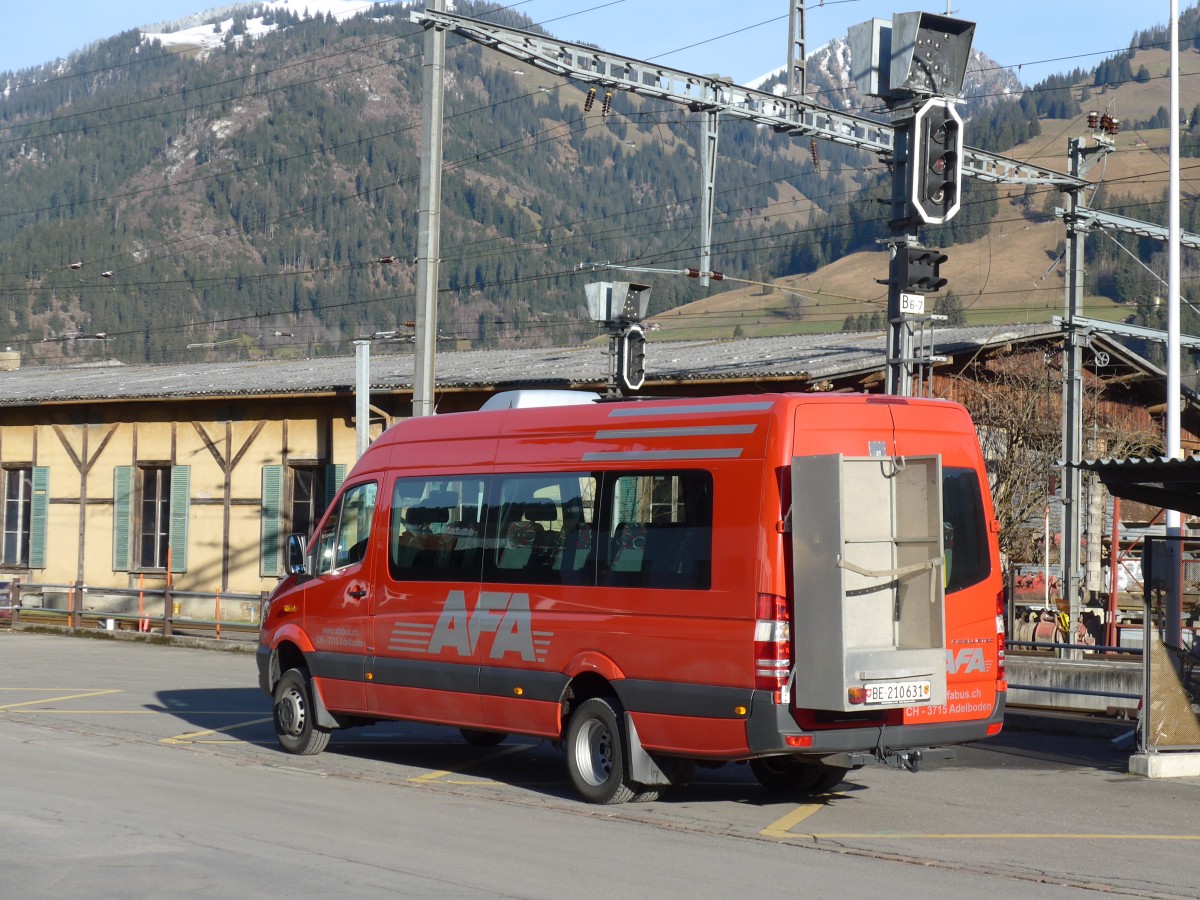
(1129, 751), (1200, 778)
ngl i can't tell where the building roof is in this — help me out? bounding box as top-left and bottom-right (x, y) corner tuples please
(0, 323), (1133, 407)
(1077, 456), (1200, 517)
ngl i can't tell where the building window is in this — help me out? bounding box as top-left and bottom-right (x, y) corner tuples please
(2, 467), (32, 565)
(114, 465), (189, 573)
(139, 466), (172, 569)
(290, 465), (328, 540)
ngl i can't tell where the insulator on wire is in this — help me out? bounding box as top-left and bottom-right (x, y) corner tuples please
(1106, 117), (1119, 135)
(601, 90), (613, 117)
(710, 271), (724, 281)
(685, 268), (701, 278)
(584, 86), (596, 113)
(1087, 110), (1099, 129)
(810, 139), (819, 169)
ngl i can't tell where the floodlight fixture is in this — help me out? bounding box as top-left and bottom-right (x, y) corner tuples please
(585, 281), (651, 324)
(849, 12), (975, 101)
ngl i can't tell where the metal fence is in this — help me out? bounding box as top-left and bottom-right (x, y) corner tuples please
(2, 579), (265, 641)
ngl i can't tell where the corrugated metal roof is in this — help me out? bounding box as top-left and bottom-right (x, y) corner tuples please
(1080, 456), (1200, 471)
(0, 324), (1062, 406)
(1078, 456), (1200, 516)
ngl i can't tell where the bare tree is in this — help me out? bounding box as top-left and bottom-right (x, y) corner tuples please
(944, 350), (1159, 564)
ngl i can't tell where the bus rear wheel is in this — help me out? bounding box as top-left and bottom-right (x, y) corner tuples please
(460, 728), (507, 747)
(273, 668), (331, 756)
(750, 756), (847, 794)
(566, 697), (636, 804)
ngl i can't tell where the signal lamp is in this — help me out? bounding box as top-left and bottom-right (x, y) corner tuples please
(910, 97), (963, 225)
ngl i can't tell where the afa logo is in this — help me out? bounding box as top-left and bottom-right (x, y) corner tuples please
(389, 590), (552, 662)
(946, 646), (989, 675)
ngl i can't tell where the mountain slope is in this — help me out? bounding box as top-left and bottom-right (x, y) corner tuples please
(0, 2), (1193, 365)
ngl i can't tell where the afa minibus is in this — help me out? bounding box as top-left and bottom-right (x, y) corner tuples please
(258, 391), (1005, 803)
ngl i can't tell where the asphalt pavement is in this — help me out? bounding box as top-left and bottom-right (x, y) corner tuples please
(3, 627), (1198, 898)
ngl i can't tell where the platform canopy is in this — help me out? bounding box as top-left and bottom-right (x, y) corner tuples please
(1077, 457), (1200, 516)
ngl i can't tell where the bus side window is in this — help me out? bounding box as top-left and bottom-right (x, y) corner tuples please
(314, 481), (378, 575)
(388, 478), (486, 582)
(942, 467), (990, 592)
(607, 522), (646, 582)
(598, 470), (712, 590)
(487, 475), (598, 585)
(496, 500), (558, 577)
(313, 517), (338, 576)
(560, 521), (594, 583)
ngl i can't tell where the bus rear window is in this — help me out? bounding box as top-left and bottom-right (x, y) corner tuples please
(943, 467), (990, 593)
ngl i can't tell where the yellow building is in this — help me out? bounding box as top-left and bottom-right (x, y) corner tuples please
(0, 326), (1182, 628)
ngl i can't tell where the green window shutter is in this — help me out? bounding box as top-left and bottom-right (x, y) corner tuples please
(113, 466), (133, 571)
(169, 466), (191, 574)
(324, 464), (346, 509)
(260, 465), (283, 577)
(28, 467), (49, 569)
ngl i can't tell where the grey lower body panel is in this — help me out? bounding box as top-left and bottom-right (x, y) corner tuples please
(746, 690), (1007, 757)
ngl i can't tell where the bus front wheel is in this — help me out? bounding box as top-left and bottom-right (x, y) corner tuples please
(565, 697), (636, 804)
(273, 667), (331, 756)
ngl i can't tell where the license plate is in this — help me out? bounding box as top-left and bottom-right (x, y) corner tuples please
(864, 680), (931, 705)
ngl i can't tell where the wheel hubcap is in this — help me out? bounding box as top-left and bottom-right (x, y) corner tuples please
(276, 686), (306, 736)
(576, 719), (613, 787)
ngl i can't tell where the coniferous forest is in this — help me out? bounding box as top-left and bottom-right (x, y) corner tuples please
(0, 2), (1196, 364)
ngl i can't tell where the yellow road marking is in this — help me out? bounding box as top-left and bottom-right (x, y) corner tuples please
(24, 710), (157, 714)
(409, 743), (531, 783)
(161, 716), (274, 745)
(761, 803), (1200, 842)
(0, 689), (122, 710)
(804, 833), (1200, 841)
(761, 804), (826, 838)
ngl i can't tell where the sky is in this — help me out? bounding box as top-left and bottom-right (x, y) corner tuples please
(0, 1), (1195, 88)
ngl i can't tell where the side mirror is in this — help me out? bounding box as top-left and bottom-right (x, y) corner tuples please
(286, 534), (309, 576)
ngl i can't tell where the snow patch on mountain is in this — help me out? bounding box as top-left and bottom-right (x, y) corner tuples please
(142, 1), (400, 55)
(745, 37), (1022, 117)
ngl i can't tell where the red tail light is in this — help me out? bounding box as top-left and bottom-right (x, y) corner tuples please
(754, 593), (791, 693)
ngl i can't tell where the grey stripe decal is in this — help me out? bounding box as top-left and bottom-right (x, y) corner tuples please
(582, 448), (744, 461)
(608, 401), (774, 417)
(596, 424), (756, 440)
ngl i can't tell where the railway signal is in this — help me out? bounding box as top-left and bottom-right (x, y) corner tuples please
(911, 97), (963, 225)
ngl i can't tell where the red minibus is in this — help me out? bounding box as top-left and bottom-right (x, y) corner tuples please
(258, 391), (1005, 803)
